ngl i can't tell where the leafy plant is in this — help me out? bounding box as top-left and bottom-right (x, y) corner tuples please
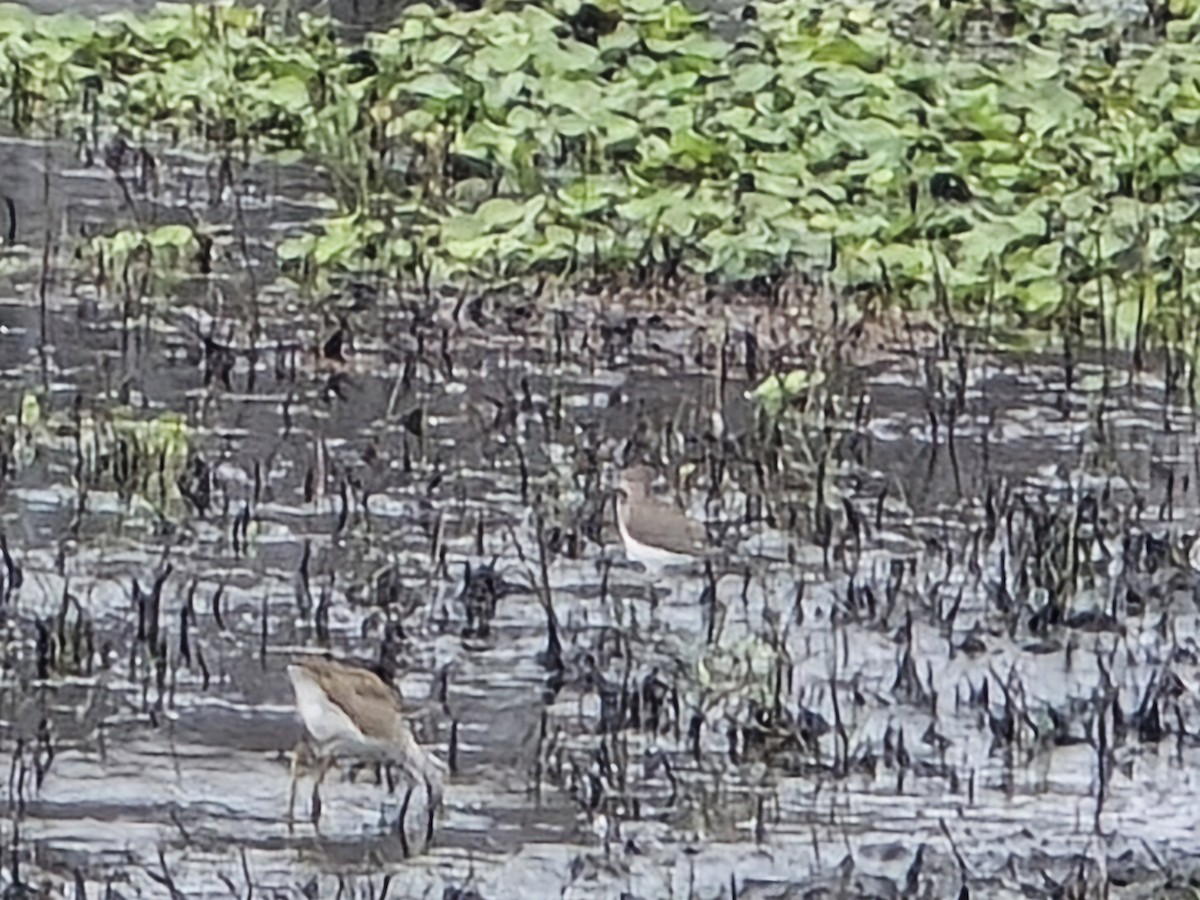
(4, 0), (1200, 349)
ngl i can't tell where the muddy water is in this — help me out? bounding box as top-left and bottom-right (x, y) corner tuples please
(2, 90), (1200, 900)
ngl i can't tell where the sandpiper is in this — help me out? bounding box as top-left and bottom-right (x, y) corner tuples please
(614, 465), (708, 577)
(286, 655), (446, 847)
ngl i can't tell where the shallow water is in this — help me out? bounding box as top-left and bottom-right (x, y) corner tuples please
(2, 12), (1200, 899)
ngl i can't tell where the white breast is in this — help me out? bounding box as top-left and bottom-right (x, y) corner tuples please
(617, 501), (693, 569)
(287, 664), (366, 754)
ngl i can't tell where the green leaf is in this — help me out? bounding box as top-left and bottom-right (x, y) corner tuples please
(34, 12), (93, 42)
(266, 74), (311, 113)
(147, 225), (196, 249)
(0, 3), (34, 35)
(476, 197), (529, 230)
(748, 369), (825, 415)
(277, 235), (314, 262)
(742, 191), (793, 221)
(475, 38), (531, 74)
(1015, 278), (1063, 316)
(733, 63), (777, 94)
(1132, 51), (1171, 102)
(404, 72), (463, 101)
(417, 35), (464, 66)
(599, 22), (640, 55)
(660, 201), (696, 237)
(544, 77), (604, 113)
(810, 37), (882, 72)
(19, 391), (40, 429)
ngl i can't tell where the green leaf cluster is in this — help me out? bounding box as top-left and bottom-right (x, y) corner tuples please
(5, 0), (1200, 340)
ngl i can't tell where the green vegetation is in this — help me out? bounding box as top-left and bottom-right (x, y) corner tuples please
(82, 222), (209, 291)
(3, 0), (1200, 343)
(4, 389), (193, 514)
(749, 369), (824, 416)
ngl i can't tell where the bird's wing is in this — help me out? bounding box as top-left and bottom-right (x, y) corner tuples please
(299, 658), (406, 742)
(630, 502), (708, 555)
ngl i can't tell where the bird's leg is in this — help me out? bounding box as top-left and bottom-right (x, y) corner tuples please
(287, 750), (299, 829)
(612, 590), (626, 629)
(286, 740), (313, 831)
(310, 753), (334, 829)
(346, 760), (375, 784)
(404, 761), (441, 850)
(396, 781), (414, 857)
(640, 564), (665, 613)
(423, 775), (436, 847)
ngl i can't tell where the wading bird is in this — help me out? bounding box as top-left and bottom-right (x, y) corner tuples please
(614, 465), (708, 575)
(286, 654), (446, 850)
